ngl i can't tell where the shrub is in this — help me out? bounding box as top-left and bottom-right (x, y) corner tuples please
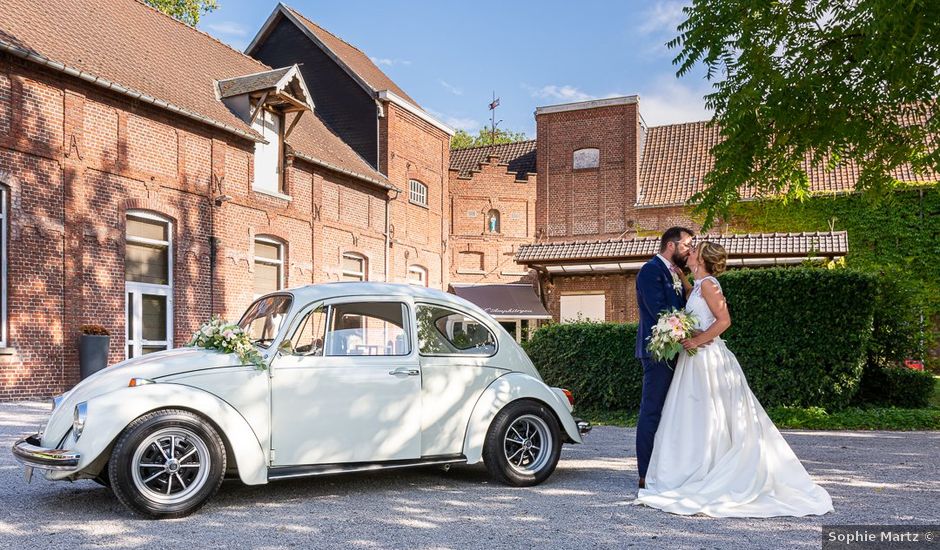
(853, 365), (936, 409)
(524, 322), (643, 410)
(79, 324), (110, 336)
(719, 267), (877, 410)
(526, 268), (878, 412)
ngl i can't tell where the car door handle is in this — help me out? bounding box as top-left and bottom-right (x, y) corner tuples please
(388, 368), (419, 376)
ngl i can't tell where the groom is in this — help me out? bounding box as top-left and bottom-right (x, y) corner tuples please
(634, 226), (694, 489)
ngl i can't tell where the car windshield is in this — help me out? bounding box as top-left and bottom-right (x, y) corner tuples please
(238, 295), (293, 349)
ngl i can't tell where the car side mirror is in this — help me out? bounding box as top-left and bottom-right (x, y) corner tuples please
(277, 339), (294, 356)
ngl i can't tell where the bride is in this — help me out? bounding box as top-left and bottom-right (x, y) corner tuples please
(633, 241), (834, 517)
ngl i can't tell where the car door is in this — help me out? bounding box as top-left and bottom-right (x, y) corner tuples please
(270, 296), (422, 466)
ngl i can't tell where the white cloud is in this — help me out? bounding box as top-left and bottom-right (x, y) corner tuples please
(638, 77), (713, 126)
(638, 1), (688, 35)
(426, 108), (481, 132)
(204, 21), (249, 37)
(438, 80), (463, 96)
(526, 84), (626, 105)
(370, 57), (412, 67)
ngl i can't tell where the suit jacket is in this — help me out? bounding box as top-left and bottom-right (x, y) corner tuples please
(635, 256), (687, 359)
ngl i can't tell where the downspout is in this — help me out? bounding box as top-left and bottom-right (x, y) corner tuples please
(385, 187), (400, 283)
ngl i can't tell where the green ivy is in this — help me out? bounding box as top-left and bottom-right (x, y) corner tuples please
(726, 186), (940, 367)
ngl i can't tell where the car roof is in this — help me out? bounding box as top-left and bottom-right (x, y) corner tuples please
(281, 282), (488, 316)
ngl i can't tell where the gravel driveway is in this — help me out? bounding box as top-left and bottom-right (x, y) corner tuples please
(1, 401), (937, 549)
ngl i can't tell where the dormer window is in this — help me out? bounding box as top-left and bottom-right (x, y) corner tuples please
(252, 107), (284, 194)
(218, 64), (314, 199)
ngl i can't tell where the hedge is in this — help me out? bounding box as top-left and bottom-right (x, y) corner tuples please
(526, 267), (879, 411)
(853, 365), (936, 409)
(524, 322), (643, 410)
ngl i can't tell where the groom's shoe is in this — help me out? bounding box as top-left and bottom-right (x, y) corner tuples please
(638, 477), (646, 489)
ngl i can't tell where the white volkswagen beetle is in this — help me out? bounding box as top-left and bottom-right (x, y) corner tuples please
(13, 283), (590, 518)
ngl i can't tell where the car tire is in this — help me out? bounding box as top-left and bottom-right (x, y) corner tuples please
(108, 409), (226, 519)
(483, 400), (562, 487)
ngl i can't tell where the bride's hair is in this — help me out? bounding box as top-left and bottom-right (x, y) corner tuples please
(697, 241), (728, 276)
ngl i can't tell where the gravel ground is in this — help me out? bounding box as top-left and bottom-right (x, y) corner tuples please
(1, 400), (937, 549)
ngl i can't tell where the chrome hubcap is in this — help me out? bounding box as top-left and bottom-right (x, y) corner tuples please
(131, 427), (210, 504)
(503, 414), (552, 474)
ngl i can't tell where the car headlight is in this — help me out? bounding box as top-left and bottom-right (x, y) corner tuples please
(73, 402), (88, 440)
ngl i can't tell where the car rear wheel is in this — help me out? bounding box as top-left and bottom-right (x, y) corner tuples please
(483, 400), (562, 487)
(109, 409), (225, 519)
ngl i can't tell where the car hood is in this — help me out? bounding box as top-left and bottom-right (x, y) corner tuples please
(42, 347), (248, 445)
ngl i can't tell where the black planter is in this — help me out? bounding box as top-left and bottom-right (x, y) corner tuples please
(79, 335), (111, 379)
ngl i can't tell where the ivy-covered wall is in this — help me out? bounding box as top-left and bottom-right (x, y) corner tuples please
(725, 186), (940, 366)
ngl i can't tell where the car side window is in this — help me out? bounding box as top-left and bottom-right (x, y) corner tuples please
(284, 306), (328, 356)
(325, 301), (411, 356)
(416, 304), (496, 356)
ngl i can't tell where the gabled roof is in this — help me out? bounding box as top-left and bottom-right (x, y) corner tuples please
(637, 120), (937, 207)
(516, 231), (848, 265)
(0, 0), (388, 188)
(450, 141), (537, 179)
(247, 3), (418, 105)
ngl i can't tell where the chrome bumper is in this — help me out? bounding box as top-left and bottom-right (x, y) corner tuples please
(575, 419), (592, 437)
(12, 433), (80, 471)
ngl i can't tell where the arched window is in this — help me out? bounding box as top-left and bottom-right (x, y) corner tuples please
(407, 265), (428, 286)
(409, 179), (428, 207)
(486, 209), (500, 233)
(573, 147), (600, 169)
(254, 236), (284, 297)
(125, 211), (173, 358)
(341, 252), (367, 281)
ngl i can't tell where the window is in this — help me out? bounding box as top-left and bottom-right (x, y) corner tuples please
(407, 265), (427, 287)
(125, 212), (173, 358)
(238, 294), (292, 349)
(416, 304), (496, 356)
(341, 253), (367, 281)
(409, 179), (428, 207)
(0, 186), (6, 347)
(486, 209), (500, 233)
(254, 237), (284, 297)
(325, 301), (410, 356)
(573, 147), (600, 169)
(252, 106), (284, 195)
(284, 306), (328, 356)
(560, 293), (606, 322)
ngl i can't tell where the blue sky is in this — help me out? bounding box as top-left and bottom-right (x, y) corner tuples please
(199, 1), (713, 138)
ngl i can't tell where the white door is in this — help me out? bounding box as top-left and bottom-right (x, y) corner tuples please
(560, 293), (606, 322)
(270, 298), (422, 466)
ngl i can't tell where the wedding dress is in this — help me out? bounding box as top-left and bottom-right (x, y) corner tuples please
(634, 276), (833, 517)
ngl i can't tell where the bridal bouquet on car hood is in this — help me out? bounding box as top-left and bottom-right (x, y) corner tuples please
(647, 308), (699, 362)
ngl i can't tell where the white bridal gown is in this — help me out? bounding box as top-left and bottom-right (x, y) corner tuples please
(634, 276), (834, 517)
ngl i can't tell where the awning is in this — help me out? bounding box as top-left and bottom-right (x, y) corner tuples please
(450, 284), (551, 320)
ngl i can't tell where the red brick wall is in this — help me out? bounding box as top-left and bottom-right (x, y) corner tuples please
(380, 102), (450, 288)
(535, 103), (642, 241)
(448, 155), (536, 284)
(542, 274), (638, 323)
(0, 54), (405, 399)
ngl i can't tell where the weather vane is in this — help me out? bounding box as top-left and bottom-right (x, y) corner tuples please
(489, 91), (501, 145)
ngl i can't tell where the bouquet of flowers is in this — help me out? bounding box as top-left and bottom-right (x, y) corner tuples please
(647, 308), (699, 362)
(187, 316), (267, 370)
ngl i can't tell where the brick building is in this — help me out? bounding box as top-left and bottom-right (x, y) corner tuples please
(0, 0), (452, 399)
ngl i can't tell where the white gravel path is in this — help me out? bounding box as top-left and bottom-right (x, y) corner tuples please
(1, 401), (937, 549)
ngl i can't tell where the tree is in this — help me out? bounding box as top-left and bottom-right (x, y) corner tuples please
(144, 0), (218, 26)
(451, 128), (529, 150)
(671, 0), (940, 229)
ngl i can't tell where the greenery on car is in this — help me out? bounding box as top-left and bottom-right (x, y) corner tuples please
(525, 268), (936, 421)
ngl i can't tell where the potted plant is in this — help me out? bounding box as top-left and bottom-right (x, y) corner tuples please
(79, 324), (111, 379)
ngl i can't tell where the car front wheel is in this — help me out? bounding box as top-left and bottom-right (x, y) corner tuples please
(483, 400), (562, 487)
(108, 409), (225, 519)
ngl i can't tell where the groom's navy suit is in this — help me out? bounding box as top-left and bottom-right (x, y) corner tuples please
(635, 255), (686, 479)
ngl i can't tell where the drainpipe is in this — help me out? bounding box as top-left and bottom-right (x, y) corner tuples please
(385, 187), (400, 282)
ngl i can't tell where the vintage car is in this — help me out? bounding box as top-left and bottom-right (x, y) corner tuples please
(13, 282), (590, 518)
